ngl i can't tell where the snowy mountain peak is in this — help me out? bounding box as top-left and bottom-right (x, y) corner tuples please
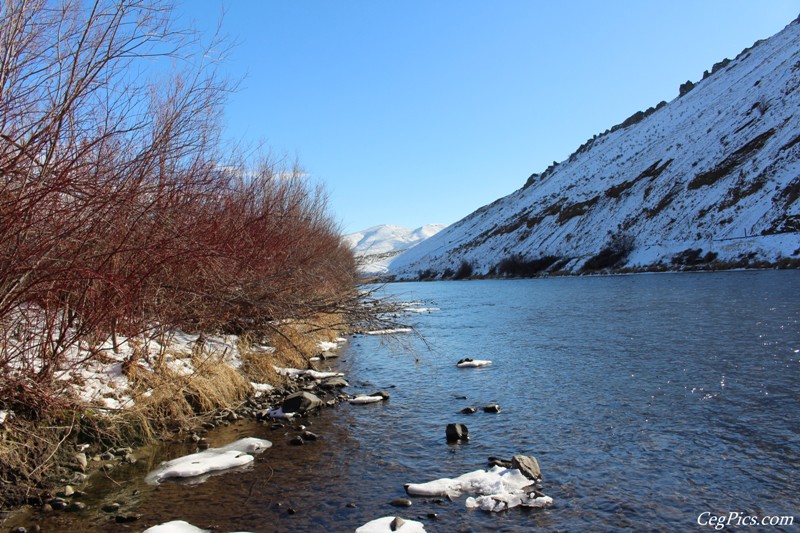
(344, 224), (446, 275)
(388, 17), (800, 279)
(345, 224), (446, 256)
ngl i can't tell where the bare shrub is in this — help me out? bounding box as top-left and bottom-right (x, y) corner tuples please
(0, 0), (358, 422)
(581, 233), (636, 272)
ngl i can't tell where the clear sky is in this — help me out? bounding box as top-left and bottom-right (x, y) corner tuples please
(174, 1), (799, 233)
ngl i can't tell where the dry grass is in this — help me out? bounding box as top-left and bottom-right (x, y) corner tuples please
(0, 312), (352, 511)
(0, 415), (77, 509)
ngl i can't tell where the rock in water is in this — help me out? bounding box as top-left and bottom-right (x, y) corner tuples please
(390, 498), (412, 507)
(446, 423), (469, 442)
(512, 455), (541, 480)
(482, 404), (501, 413)
(281, 391), (323, 414)
(320, 376), (349, 389)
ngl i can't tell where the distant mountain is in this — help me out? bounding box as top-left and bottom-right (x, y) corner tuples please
(344, 224), (446, 274)
(389, 16), (800, 279)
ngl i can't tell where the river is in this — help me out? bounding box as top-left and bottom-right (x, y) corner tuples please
(12, 270), (800, 532)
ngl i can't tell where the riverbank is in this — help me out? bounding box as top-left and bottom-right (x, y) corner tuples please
(0, 314), (361, 518)
(367, 257), (800, 283)
(0, 320), (429, 533)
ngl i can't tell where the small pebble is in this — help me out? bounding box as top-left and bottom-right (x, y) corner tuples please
(66, 501), (86, 512)
(49, 498), (66, 511)
(115, 514), (141, 523)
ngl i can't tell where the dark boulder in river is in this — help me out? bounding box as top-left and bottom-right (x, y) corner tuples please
(446, 423), (469, 442)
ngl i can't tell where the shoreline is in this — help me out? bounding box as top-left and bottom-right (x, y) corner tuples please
(364, 259), (800, 284)
(1, 334), (364, 531)
(0, 313), (366, 511)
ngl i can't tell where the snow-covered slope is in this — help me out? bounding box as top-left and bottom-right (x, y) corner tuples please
(389, 16), (800, 279)
(344, 224), (446, 274)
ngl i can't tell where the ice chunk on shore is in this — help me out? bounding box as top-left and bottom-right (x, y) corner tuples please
(251, 382), (275, 397)
(145, 437), (271, 484)
(405, 466), (552, 512)
(355, 516), (427, 532)
(365, 328), (412, 335)
(456, 358), (492, 368)
(348, 394), (387, 405)
(318, 341), (339, 352)
(273, 366), (344, 380)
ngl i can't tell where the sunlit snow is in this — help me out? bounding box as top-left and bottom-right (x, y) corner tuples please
(355, 516), (427, 533)
(405, 466), (553, 512)
(145, 437), (272, 484)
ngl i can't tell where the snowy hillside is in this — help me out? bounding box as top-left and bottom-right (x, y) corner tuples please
(389, 16), (800, 279)
(344, 224), (446, 274)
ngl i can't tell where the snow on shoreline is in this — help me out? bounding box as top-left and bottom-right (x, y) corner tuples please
(145, 437), (272, 484)
(34, 330), (349, 414)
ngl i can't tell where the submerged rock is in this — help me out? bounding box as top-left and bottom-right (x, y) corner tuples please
(300, 430), (319, 441)
(66, 501), (86, 512)
(102, 503), (121, 513)
(460, 407), (477, 414)
(390, 498), (412, 507)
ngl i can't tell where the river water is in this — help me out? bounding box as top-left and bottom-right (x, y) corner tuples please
(13, 271), (800, 532)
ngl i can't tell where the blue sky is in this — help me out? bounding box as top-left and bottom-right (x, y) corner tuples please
(175, 1), (799, 233)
